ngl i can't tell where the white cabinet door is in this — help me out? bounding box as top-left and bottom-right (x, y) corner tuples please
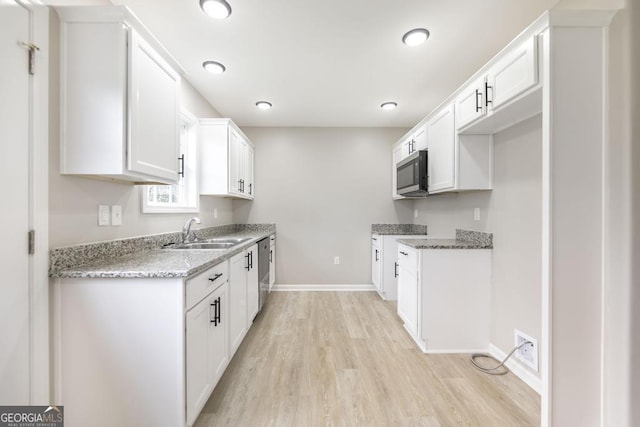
(245, 144), (254, 198)
(208, 283), (228, 388)
(128, 30), (180, 182)
(488, 36), (538, 110)
(186, 294), (214, 426)
(397, 258), (419, 337)
(392, 143), (404, 199)
(455, 75), (486, 130)
(228, 128), (244, 196)
(229, 252), (248, 355)
(427, 103), (456, 193)
(246, 244), (259, 324)
(413, 125), (427, 152)
(269, 237), (276, 290)
(371, 237), (382, 296)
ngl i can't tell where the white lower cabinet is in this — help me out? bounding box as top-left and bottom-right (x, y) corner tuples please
(372, 234), (426, 301)
(246, 244), (259, 324)
(269, 235), (276, 290)
(397, 246), (420, 337)
(229, 252), (248, 356)
(186, 281), (228, 426)
(53, 237), (274, 427)
(396, 243), (491, 353)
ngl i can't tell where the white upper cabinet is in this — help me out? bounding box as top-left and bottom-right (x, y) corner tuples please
(455, 75), (488, 130)
(59, 7), (181, 184)
(488, 35), (538, 110)
(199, 118), (255, 200)
(455, 35), (539, 133)
(426, 104), (456, 193)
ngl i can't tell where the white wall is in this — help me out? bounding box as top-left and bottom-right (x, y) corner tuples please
(48, 10), (232, 248)
(233, 127), (411, 284)
(413, 115), (542, 379)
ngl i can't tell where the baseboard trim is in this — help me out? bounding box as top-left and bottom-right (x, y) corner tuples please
(271, 284), (376, 292)
(489, 343), (542, 395)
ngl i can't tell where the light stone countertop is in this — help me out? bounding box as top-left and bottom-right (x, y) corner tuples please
(397, 229), (493, 250)
(50, 225), (275, 279)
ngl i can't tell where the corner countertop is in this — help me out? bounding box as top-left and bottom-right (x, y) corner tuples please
(50, 225), (275, 280)
(397, 229), (493, 250)
(371, 224), (428, 236)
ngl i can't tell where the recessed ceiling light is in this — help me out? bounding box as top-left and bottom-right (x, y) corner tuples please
(199, 0), (232, 19)
(256, 101), (272, 110)
(402, 28), (430, 46)
(381, 102), (398, 111)
(202, 61), (226, 74)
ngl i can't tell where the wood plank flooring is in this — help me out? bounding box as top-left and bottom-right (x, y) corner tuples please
(195, 292), (540, 426)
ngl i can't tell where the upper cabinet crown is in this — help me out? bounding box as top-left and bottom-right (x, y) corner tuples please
(199, 119), (255, 200)
(58, 7), (183, 184)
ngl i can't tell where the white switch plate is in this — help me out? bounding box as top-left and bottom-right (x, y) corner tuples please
(334, 256), (340, 265)
(98, 205), (110, 226)
(111, 205), (122, 226)
(214, 208), (218, 219)
(474, 208), (480, 221)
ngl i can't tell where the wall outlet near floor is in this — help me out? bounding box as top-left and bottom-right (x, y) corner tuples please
(414, 209), (418, 219)
(514, 329), (538, 372)
(334, 256), (340, 265)
(98, 205), (110, 226)
(213, 207), (218, 219)
(474, 207), (480, 221)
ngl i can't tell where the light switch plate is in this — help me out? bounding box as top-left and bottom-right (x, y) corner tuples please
(98, 205), (110, 226)
(111, 205), (122, 226)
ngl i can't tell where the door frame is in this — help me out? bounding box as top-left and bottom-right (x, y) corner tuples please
(20, 0), (50, 404)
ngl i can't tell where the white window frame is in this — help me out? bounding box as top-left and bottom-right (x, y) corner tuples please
(142, 110), (199, 213)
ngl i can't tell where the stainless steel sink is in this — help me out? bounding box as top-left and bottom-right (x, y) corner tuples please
(165, 242), (236, 250)
(203, 237), (252, 244)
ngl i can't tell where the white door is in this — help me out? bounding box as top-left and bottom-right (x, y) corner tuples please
(229, 252), (248, 355)
(0, 1), (31, 404)
(185, 296), (214, 426)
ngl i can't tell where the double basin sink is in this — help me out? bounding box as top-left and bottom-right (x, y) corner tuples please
(164, 236), (252, 250)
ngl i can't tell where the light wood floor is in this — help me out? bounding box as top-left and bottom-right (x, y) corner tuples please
(195, 292), (540, 426)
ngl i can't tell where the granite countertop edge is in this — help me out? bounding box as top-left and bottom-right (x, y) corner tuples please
(397, 229), (493, 250)
(51, 226), (275, 280)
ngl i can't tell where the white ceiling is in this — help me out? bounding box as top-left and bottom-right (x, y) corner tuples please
(52, 0), (560, 127)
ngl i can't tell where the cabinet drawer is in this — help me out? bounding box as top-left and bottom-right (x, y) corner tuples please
(186, 262), (229, 310)
(397, 245), (418, 270)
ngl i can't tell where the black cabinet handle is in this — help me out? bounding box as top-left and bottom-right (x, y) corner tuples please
(245, 252), (251, 271)
(375, 249), (379, 261)
(475, 89), (482, 112)
(210, 299), (218, 325)
(269, 249), (273, 262)
(394, 262), (398, 278)
(216, 297), (221, 325)
(400, 251), (408, 256)
(178, 155), (185, 178)
(249, 183), (252, 195)
(372, 237), (377, 241)
(485, 81), (493, 107)
(208, 273), (223, 282)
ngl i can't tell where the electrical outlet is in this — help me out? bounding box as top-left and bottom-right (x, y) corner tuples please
(414, 209), (418, 219)
(474, 208), (480, 221)
(111, 205), (122, 226)
(98, 205), (110, 226)
(514, 329), (538, 372)
(213, 208), (218, 219)
(334, 256), (340, 265)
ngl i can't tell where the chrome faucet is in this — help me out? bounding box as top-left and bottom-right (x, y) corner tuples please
(181, 217), (201, 243)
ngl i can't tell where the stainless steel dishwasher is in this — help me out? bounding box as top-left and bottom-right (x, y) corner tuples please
(257, 237), (270, 312)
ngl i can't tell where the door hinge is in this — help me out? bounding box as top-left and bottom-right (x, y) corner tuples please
(28, 230), (35, 255)
(19, 42), (40, 75)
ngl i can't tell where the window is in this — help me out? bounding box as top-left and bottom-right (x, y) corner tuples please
(142, 110), (199, 213)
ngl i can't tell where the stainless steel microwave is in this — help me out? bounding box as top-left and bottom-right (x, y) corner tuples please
(397, 150), (428, 197)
